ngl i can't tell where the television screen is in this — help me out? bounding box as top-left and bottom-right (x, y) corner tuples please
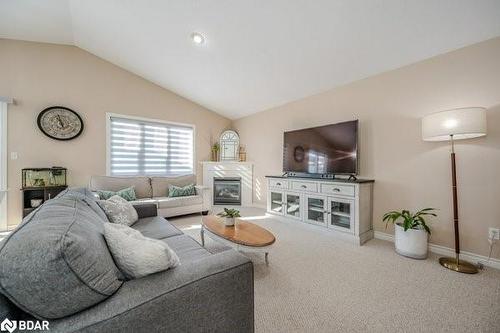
(283, 120), (358, 175)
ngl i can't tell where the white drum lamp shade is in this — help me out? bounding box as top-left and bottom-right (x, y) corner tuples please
(422, 107), (487, 141)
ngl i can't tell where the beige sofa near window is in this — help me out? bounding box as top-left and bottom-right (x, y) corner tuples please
(89, 174), (210, 217)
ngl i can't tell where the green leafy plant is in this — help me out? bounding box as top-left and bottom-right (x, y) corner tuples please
(217, 208), (241, 218)
(382, 208), (437, 234)
(211, 143), (220, 152)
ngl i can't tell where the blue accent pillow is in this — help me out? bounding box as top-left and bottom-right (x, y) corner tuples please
(97, 186), (136, 201)
(168, 184), (196, 197)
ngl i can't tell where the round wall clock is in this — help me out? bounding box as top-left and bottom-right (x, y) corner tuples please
(37, 106), (84, 141)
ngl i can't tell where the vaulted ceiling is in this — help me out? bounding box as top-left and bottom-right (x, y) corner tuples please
(1, 0), (500, 119)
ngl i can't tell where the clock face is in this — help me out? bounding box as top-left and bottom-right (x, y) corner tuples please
(37, 107), (84, 141)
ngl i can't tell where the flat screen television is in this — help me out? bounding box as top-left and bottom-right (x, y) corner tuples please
(283, 120), (358, 175)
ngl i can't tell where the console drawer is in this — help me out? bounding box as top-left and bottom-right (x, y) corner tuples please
(269, 179), (288, 189)
(320, 183), (355, 197)
(291, 181), (318, 192)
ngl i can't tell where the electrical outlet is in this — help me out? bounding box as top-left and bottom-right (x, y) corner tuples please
(489, 227), (500, 240)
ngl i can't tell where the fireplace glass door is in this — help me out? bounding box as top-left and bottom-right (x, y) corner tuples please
(213, 177), (241, 205)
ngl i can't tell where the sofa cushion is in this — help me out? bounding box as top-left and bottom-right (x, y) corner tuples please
(164, 235), (212, 262)
(0, 197), (123, 319)
(104, 224), (180, 280)
(90, 176), (151, 199)
(131, 216), (183, 239)
(156, 195), (203, 209)
(96, 186), (137, 201)
(98, 195), (139, 226)
(151, 174), (196, 197)
(168, 184), (196, 197)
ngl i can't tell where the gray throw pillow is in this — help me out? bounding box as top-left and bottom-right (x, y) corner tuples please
(103, 223), (180, 279)
(98, 195), (138, 226)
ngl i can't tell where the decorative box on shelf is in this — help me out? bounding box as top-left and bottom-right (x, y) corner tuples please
(21, 167), (68, 217)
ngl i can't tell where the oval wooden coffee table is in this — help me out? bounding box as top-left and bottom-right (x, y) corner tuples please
(201, 215), (276, 264)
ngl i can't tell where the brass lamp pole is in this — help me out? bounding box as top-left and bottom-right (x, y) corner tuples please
(422, 107), (487, 274)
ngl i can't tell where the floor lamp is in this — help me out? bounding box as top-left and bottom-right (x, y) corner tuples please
(422, 107), (487, 274)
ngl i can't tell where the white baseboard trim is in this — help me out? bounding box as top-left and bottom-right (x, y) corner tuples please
(374, 231), (500, 270)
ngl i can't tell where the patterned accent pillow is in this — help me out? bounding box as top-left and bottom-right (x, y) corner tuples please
(98, 195), (138, 226)
(168, 184), (196, 197)
(97, 186), (137, 201)
(103, 223), (180, 279)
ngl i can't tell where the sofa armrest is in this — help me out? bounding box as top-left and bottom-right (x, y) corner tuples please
(132, 203), (158, 218)
(195, 185), (211, 212)
(49, 250), (254, 333)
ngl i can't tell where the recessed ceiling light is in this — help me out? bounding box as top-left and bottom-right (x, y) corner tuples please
(190, 32), (205, 45)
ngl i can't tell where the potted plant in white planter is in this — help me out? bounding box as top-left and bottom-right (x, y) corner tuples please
(383, 208), (437, 259)
(217, 208), (241, 227)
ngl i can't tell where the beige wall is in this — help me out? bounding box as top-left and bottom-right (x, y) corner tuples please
(0, 39), (231, 226)
(234, 37), (500, 259)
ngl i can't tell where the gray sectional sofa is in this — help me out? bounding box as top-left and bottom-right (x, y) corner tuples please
(89, 174), (211, 218)
(0, 188), (254, 332)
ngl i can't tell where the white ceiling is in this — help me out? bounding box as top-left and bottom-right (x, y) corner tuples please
(1, 0), (500, 119)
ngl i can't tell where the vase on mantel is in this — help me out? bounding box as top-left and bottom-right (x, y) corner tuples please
(211, 143), (220, 162)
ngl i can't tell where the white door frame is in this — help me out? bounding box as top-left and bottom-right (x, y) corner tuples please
(0, 97), (12, 231)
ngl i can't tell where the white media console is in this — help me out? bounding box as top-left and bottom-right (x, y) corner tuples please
(266, 176), (374, 245)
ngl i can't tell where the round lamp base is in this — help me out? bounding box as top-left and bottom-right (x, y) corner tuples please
(439, 257), (478, 274)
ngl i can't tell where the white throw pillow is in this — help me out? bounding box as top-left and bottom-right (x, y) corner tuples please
(98, 195), (138, 226)
(103, 223), (180, 279)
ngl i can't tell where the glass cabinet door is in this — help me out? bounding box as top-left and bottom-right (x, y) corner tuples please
(269, 191), (284, 214)
(285, 193), (301, 219)
(305, 196), (327, 226)
(328, 197), (354, 232)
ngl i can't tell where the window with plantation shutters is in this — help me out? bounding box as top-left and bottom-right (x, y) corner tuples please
(108, 115), (194, 176)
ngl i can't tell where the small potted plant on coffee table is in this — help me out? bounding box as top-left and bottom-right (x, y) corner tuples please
(383, 208), (437, 259)
(218, 208), (241, 227)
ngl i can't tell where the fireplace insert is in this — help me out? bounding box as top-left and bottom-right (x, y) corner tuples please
(213, 177), (241, 205)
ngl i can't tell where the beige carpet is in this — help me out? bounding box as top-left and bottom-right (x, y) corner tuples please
(170, 207), (500, 333)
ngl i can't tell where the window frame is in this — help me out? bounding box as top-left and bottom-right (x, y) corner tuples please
(0, 97), (12, 231)
(106, 113), (196, 177)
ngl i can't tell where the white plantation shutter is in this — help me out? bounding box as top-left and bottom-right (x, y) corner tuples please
(109, 116), (194, 176)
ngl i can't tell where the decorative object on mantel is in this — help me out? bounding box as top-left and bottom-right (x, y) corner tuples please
(238, 145), (247, 162)
(422, 107), (487, 274)
(211, 143), (220, 162)
(21, 167), (68, 217)
(383, 208), (437, 259)
(219, 130), (240, 161)
(217, 208), (241, 226)
(37, 106), (84, 141)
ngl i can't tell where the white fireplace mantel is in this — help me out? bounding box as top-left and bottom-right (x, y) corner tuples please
(201, 161), (253, 207)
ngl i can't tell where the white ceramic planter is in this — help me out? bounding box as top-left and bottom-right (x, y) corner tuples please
(224, 217), (235, 227)
(394, 223), (429, 259)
